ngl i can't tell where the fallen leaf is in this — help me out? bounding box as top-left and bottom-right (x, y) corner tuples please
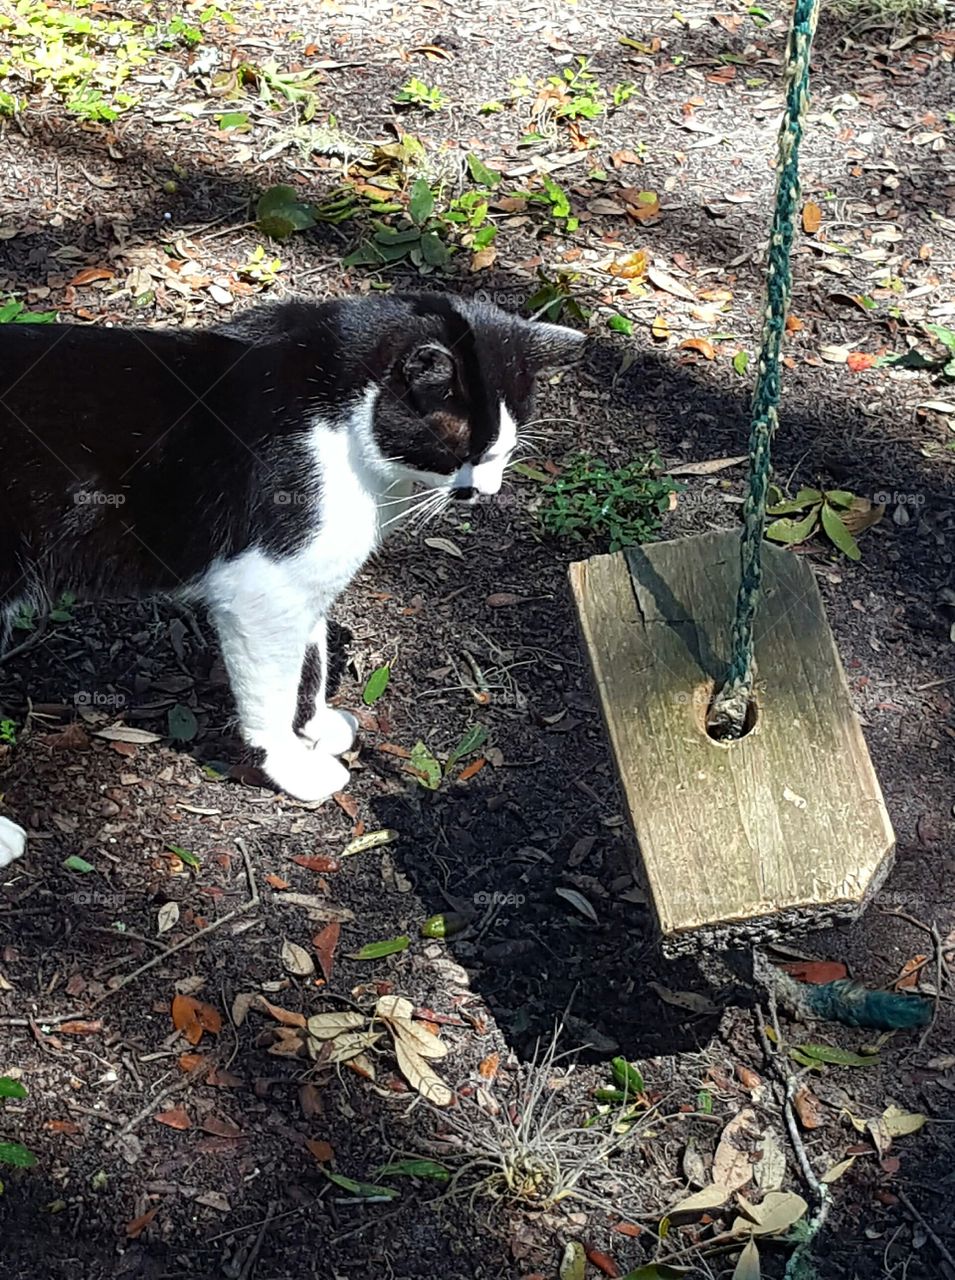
(586, 1248), (619, 1277)
(265, 873), (291, 890)
(154, 1107), (191, 1130)
(731, 1191), (808, 1237)
(485, 592), (523, 607)
(58, 1020), (103, 1035)
(802, 201), (823, 233)
(70, 266), (115, 286)
(342, 829), (398, 857)
(157, 901), (179, 935)
(171, 995), (222, 1046)
(647, 266), (695, 300)
(282, 939), (316, 977)
(313, 921), (341, 982)
(125, 1206), (159, 1239)
(201, 1114), (242, 1138)
(895, 955), (928, 990)
(820, 1155), (856, 1183)
(713, 1108), (760, 1192)
(555, 886), (599, 925)
(668, 455), (747, 477)
(479, 1052), (500, 1080)
(754, 1129), (786, 1191)
(424, 536), (463, 558)
(780, 959), (848, 984)
(256, 996), (307, 1028)
(393, 1035), (454, 1106)
(306, 1137), (334, 1163)
(668, 1183), (731, 1217)
(651, 315), (671, 340)
(648, 982), (718, 1015)
(291, 854), (341, 873)
(307, 1011), (366, 1040)
(679, 337), (716, 360)
(880, 1106), (926, 1138)
(44, 1119), (81, 1134)
(846, 351), (877, 372)
(731, 1237), (760, 1280)
(458, 757), (486, 782)
(793, 1086), (823, 1129)
(93, 724), (162, 745)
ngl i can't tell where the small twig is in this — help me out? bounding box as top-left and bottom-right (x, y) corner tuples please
(0, 1010), (86, 1026)
(237, 1200), (276, 1280)
(85, 925), (170, 953)
(897, 1188), (955, 1272)
(106, 1060), (208, 1148)
(91, 838), (259, 1007)
(0, 615), (48, 665)
(880, 908), (948, 1048)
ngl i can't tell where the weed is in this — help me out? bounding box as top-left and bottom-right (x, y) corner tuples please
(0, 1077), (36, 1176)
(394, 77), (445, 112)
(525, 270), (589, 325)
(0, 298), (57, 324)
(765, 485), (883, 561)
(538, 454), (679, 551)
(0, 719), (15, 746)
(521, 174), (580, 233)
(237, 245), (285, 286)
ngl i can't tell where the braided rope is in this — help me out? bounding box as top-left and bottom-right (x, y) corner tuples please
(709, 0), (822, 739)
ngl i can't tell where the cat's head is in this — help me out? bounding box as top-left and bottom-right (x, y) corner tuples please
(360, 293), (584, 501)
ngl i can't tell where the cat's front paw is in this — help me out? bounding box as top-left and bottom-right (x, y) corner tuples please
(0, 816), (27, 868)
(263, 739), (350, 804)
(299, 707), (358, 756)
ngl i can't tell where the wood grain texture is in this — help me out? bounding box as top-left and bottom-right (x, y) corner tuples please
(569, 530), (894, 952)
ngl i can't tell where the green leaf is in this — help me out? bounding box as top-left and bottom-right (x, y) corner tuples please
(466, 153), (501, 188)
(511, 462), (551, 482)
(375, 1158), (450, 1181)
(608, 315), (634, 335)
(766, 486), (824, 515)
(63, 855), (95, 874)
(217, 111), (248, 129)
(765, 506), (820, 546)
(409, 741), (442, 790)
(363, 665), (390, 706)
(0, 1078), (27, 1099)
(256, 184), (317, 239)
(420, 912), (469, 940)
(323, 1169), (399, 1198)
(408, 178), (434, 225)
(733, 350), (750, 376)
(793, 1043), (880, 1067)
(165, 843), (200, 870)
(824, 489), (856, 508)
(419, 230), (449, 266)
(0, 1142), (37, 1169)
(926, 323), (955, 354)
(821, 502), (861, 561)
(350, 935), (410, 960)
(167, 704), (198, 742)
(445, 724), (487, 774)
(611, 1056), (645, 1096)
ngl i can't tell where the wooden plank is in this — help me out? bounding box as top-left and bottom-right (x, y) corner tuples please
(568, 530), (894, 954)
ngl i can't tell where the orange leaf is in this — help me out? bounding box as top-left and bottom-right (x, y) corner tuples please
(58, 1020), (103, 1035)
(613, 1222), (642, 1237)
(171, 995), (222, 1045)
(679, 337), (716, 360)
(265, 873), (291, 890)
(458, 757), (486, 782)
(154, 1106), (191, 1130)
(177, 1052), (207, 1073)
(306, 1137), (335, 1163)
(257, 996), (307, 1028)
(586, 1248), (620, 1277)
(292, 854), (341, 873)
(378, 742), (411, 759)
(69, 266), (115, 286)
(44, 1119), (81, 1134)
(125, 1206), (159, 1239)
(846, 351), (877, 372)
(780, 959), (847, 984)
(313, 921), (340, 983)
(793, 1086), (822, 1130)
(334, 791), (359, 819)
(802, 201), (822, 234)
(478, 1052), (500, 1080)
(786, 314), (804, 332)
(895, 954), (928, 990)
(609, 250), (649, 280)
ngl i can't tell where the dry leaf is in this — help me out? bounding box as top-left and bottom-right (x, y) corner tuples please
(802, 201), (822, 234)
(291, 854), (341, 873)
(388, 1017), (449, 1060)
(154, 1106), (191, 1130)
(479, 1052), (500, 1081)
(44, 1119), (81, 1134)
(821, 1155), (856, 1183)
(668, 1183), (732, 1217)
(458, 757), (486, 781)
(880, 1106), (926, 1138)
(470, 247), (497, 271)
(648, 982), (718, 1015)
(647, 266), (695, 300)
(732, 1191), (808, 1236)
(306, 1011), (365, 1040)
(846, 351), (877, 372)
(93, 725), (161, 744)
(779, 959), (847, 984)
(231, 992), (257, 1026)
(793, 1086), (823, 1130)
(157, 901), (179, 935)
(201, 1114), (241, 1138)
(375, 994), (415, 1020)
(313, 921), (340, 982)
(305, 1137), (334, 1163)
(732, 1237), (760, 1280)
(754, 1129), (786, 1192)
(668, 455), (747, 477)
(282, 939), (317, 977)
(125, 1206), (159, 1239)
(651, 315), (671, 340)
(485, 592), (523, 607)
(326, 1029), (382, 1063)
(171, 995), (222, 1045)
(392, 1035), (454, 1106)
(265, 873), (290, 890)
(895, 955), (928, 990)
(256, 996), (307, 1028)
(299, 1083), (323, 1118)
(680, 337), (716, 360)
(713, 1108), (760, 1192)
(70, 266), (115, 286)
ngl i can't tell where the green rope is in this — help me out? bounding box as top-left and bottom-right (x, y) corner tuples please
(709, 0), (822, 738)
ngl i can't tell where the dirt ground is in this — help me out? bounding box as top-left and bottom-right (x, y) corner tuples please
(0, 2), (954, 1278)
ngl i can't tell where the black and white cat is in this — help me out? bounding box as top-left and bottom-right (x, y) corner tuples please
(0, 292), (582, 859)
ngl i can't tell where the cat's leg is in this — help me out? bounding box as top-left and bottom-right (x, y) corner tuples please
(203, 558), (349, 804)
(298, 615), (358, 756)
(0, 815), (26, 869)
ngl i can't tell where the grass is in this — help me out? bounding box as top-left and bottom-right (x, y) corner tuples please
(537, 454), (680, 552)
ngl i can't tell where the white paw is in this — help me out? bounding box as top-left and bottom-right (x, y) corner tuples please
(299, 706), (358, 756)
(0, 816), (26, 869)
(263, 738), (350, 803)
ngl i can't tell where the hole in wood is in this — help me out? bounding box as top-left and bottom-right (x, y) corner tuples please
(705, 688), (758, 743)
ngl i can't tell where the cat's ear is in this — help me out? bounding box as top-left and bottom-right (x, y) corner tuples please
(522, 321), (586, 371)
(401, 342), (456, 390)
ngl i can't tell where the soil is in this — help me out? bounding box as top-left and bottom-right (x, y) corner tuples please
(0, 2), (954, 1279)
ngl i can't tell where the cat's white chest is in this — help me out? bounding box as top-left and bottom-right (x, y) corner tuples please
(301, 420), (382, 606)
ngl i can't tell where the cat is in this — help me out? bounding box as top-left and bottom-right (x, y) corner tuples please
(0, 291), (583, 840)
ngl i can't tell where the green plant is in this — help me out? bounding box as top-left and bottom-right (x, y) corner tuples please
(525, 270), (589, 325)
(765, 485), (883, 561)
(521, 175), (579, 233)
(0, 719), (16, 746)
(0, 1077), (36, 1174)
(237, 245), (285, 286)
(394, 77), (445, 111)
(548, 57), (603, 120)
(883, 323), (955, 382)
(0, 298), (57, 324)
(538, 454), (679, 551)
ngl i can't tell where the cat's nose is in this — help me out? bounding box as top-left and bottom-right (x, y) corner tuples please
(451, 486), (477, 502)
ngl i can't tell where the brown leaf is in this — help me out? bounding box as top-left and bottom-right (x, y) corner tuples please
(713, 1107), (760, 1192)
(171, 995), (222, 1045)
(786, 314), (804, 332)
(793, 1086), (823, 1130)
(333, 791), (359, 819)
(679, 337), (716, 360)
(201, 1114), (242, 1138)
(257, 996), (307, 1028)
(780, 959), (848, 984)
(291, 854), (341, 873)
(265, 873), (291, 890)
(895, 955), (928, 990)
(610, 148), (643, 167)
(470, 247), (497, 272)
(177, 1052), (207, 1074)
(586, 1248), (619, 1277)
(58, 1020), (103, 1035)
(485, 592), (523, 607)
(44, 1119), (81, 1134)
(613, 1222), (642, 1238)
(125, 1206), (159, 1239)
(802, 201), (823, 234)
(207, 1067), (243, 1088)
(668, 455), (747, 477)
(478, 1052), (500, 1081)
(299, 1083), (323, 1118)
(281, 938), (316, 977)
(154, 1106), (192, 1130)
(313, 921), (341, 983)
(69, 266), (115, 286)
(305, 1137), (335, 1163)
(458, 758), (486, 782)
(846, 351), (877, 372)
